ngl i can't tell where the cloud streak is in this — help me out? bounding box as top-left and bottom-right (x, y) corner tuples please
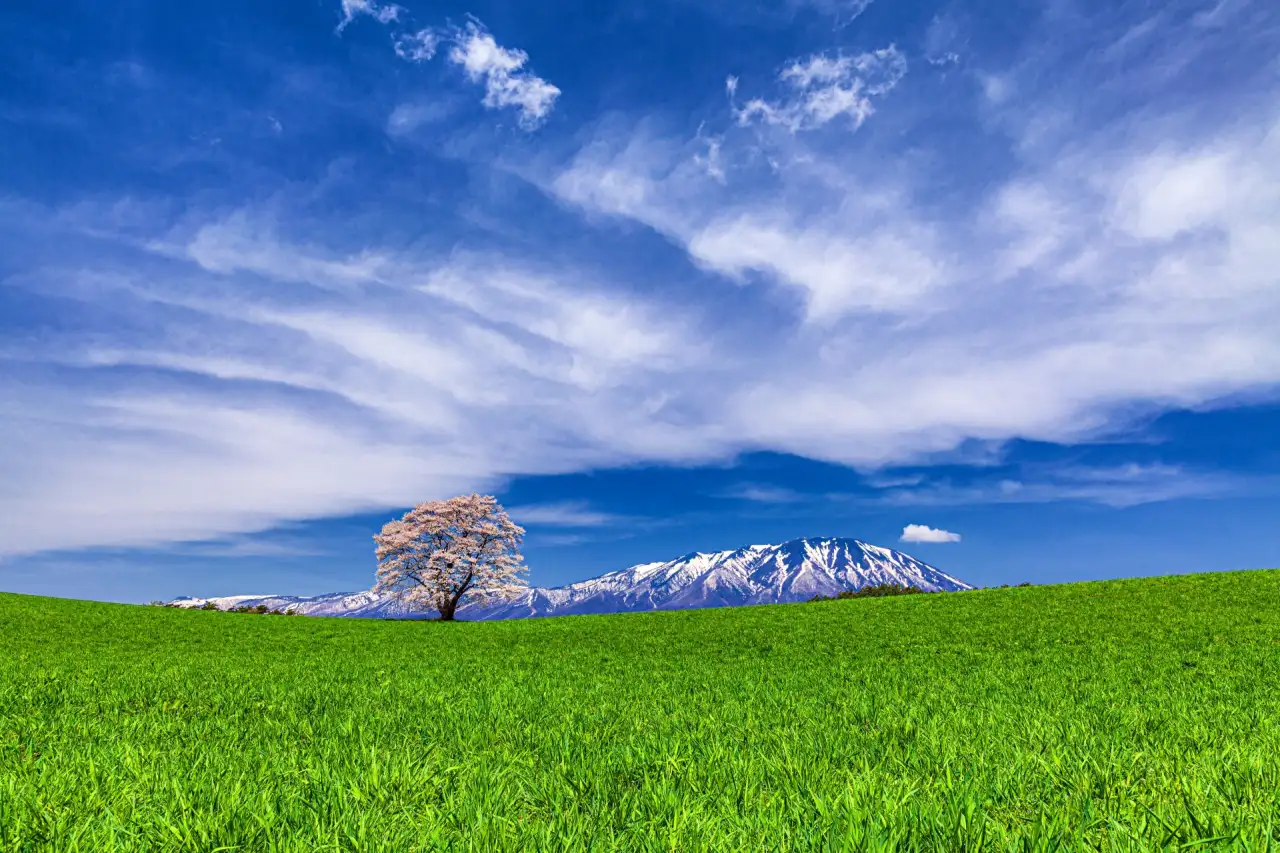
(507, 501), (626, 527)
(721, 484), (805, 503)
(875, 464), (1252, 509)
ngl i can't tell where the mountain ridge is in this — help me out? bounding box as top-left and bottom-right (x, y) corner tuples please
(168, 536), (972, 619)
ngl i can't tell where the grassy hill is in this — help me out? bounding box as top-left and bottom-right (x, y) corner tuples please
(2, 570), (1279, 851)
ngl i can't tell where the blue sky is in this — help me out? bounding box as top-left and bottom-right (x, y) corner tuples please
(1, 0), (1278, 603)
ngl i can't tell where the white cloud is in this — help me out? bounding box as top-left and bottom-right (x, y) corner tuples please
(901, 524), (962, 543)
(445, 23), (560, 129)
(393, 29), (439, 62)
(337, 0), (402, 32)
(734, 47), (907, 133)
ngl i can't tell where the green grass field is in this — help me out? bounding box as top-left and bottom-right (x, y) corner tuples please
(2, 571), (1279, 852)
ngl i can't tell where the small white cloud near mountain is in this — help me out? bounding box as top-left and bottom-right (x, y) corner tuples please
(900, 524), (962, 543)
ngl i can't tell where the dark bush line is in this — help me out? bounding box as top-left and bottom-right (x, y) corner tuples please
(227, 604), (299, 615)
(808, 583), (933, 602)
(808, 581), (1035, 603)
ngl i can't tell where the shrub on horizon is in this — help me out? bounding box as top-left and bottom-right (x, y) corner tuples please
(230, 604), (272, 614)
(808, 583), (932, 603)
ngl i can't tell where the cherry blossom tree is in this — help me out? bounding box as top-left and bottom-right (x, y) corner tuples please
(373, 494), (527, 621)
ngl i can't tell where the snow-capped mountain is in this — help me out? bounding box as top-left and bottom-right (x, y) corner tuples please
(167, 537), (972, 620)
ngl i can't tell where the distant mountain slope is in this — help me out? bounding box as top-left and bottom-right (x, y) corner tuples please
(166, 591), (437, 619)
(168, 536), (972, 620)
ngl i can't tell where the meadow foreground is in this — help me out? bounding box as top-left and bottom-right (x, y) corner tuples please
(2, 571), (1279, 851)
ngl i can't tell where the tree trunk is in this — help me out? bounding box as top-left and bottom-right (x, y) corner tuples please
(438, 573), (473, 622)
